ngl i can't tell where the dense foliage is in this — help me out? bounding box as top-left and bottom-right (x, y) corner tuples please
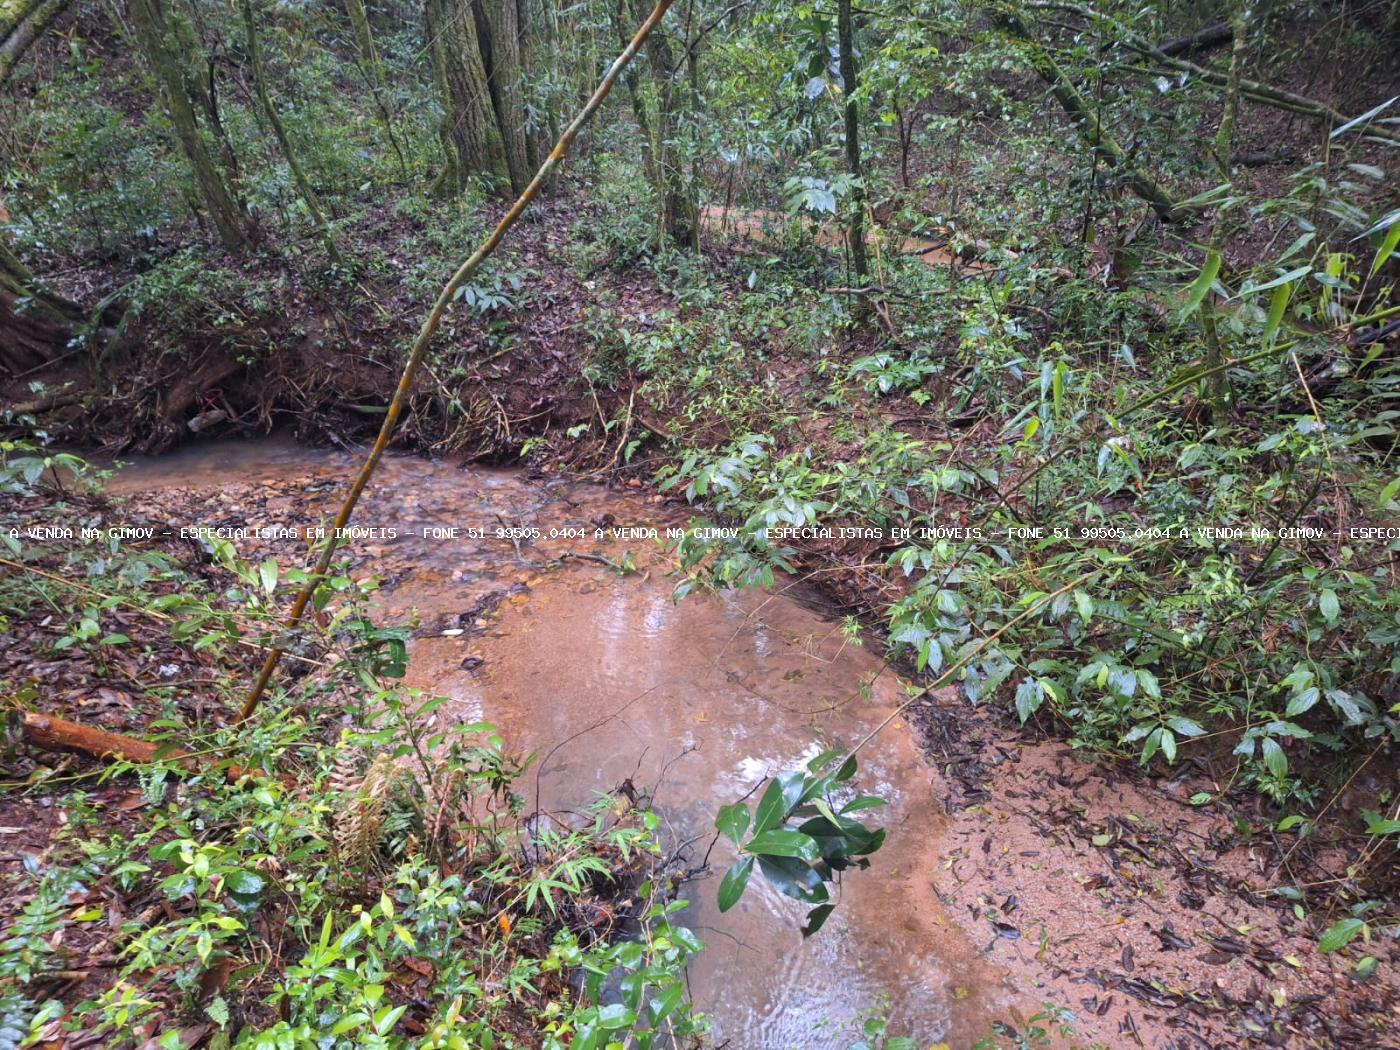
(2, 0), (1398, 1044)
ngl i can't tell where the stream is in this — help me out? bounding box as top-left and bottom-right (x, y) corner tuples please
(109, 439), (1017, 1048)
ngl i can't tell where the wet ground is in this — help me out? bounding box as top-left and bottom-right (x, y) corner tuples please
(105, 438), (1400, 1049)
(109, 439), (1019, 1047)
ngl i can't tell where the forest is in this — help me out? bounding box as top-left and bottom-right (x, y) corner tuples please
(1, 0), (1398, 1046)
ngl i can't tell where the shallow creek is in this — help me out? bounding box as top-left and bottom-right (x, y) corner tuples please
(110, 439), (1019, 1048)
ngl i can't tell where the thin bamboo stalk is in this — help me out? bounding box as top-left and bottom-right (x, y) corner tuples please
(237, 0), (677, 723)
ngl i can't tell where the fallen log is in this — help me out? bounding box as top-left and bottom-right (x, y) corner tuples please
(17, 710), (269, 784)
(1157, 22), (1231, 57)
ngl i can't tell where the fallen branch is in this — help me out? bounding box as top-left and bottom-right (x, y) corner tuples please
(237, 0), (678, 723)
(1157, 21), (1230, 57)
(16, 710), (269, 784)
(1029, 1), (1400, 146)
(1003, 13), (1185, 222)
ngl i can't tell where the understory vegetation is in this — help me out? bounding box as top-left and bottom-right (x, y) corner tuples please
(0, 449), (709, 1049)
(2, 0), (1399, 1045)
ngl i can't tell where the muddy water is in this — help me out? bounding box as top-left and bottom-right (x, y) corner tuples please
(112, 440), (1018, 1047)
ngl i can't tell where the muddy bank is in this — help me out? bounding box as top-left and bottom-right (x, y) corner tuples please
(89, 439), (1399, 1048)
(108, 441), (1020, 1046)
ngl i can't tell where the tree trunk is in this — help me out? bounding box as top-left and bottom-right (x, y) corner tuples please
(609, 0), (661, 232)
(0, 0), (68, 88)
(0, 241), (82, 375)
(344, 0), (408, 178)
(838, 0), (869, 297)
(425, 0), (508, 194)
(239, 0), (340, 264)
(1202, 3), (1249, 425)
(125, 0), (248, 249)
(473, 0), (530, 193)
(635, 0), (695, 248)
(516, 0), (539, 170)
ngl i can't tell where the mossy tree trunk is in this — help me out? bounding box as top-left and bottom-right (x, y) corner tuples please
(516, 0), (539, 170)
(125, 0), (249, 249)
(838, 0), (869, 295)
(474, 0), (531, 194)
(0, 0), (67, 88)
(344, 0), (408, 178)
(631, 0), (695, 249)
(239, 0), (340, 264)
(608, 0), (661, 216)
(0, 241), (82, 374)
(425, 0), (508, 194)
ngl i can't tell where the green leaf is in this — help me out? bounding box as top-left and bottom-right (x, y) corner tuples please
(1263, 281), (1292, 345)
(1329, 95), (1399, 139)
(1285, 687), (1320, 717)
(717, 856), (754, 912)
(331, 1012), (370, 1035)
(224, 869), (265, 897)
(205, 996), (230, 1028)
(1261, 737), (1288, 779)
(1363, 811), (1400, 836)
(259, 557), (278, 595)
(1238, 264), (1311, 298)
(745, 830), (820, 861)
(595, 1004), (634, 1030)
(801, 903), (835, 938)
(1160, 728), (1178, 764)
(756, 854), (828, 903)
(1073, 589), (1093, 623)
(648, 984), (685, 1024)
(752, 771), (804, 833)
(1370, 220), (1400, 277)
(1379, 476), (1400, 508)
(715, 802), (750, 845)
(1180, 249), (1223, 319)
(1318, 588), (1340, 624)
(1167, 716), (1206, 737)
(840, 795), (887, 813)
(1318, 917), (1365, 953)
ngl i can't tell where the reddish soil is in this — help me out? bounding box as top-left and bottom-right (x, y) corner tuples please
(911, 693), (1400, 1048)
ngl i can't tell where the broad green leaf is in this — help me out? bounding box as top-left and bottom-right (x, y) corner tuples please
(752, 771), (804, 833)
(1160, 728), (1178, 764)
(1379, 476), (1400, 508)
(1285, 687), (1320, 717)
(801, 903), (835, 938)
(259, 557), (278, 595)
(1167, 716), (1206, 737)
(1318, 917), (1365, 953)
(745, 829), (820, 861)
(756, 854), (828, 903)
(596, 1003), (635, 1030)
(1261, 737), (1288, 779)
(649, 984), (685, 1024)
(717, 856), (754, 912)
(715, 802), (750, 845)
